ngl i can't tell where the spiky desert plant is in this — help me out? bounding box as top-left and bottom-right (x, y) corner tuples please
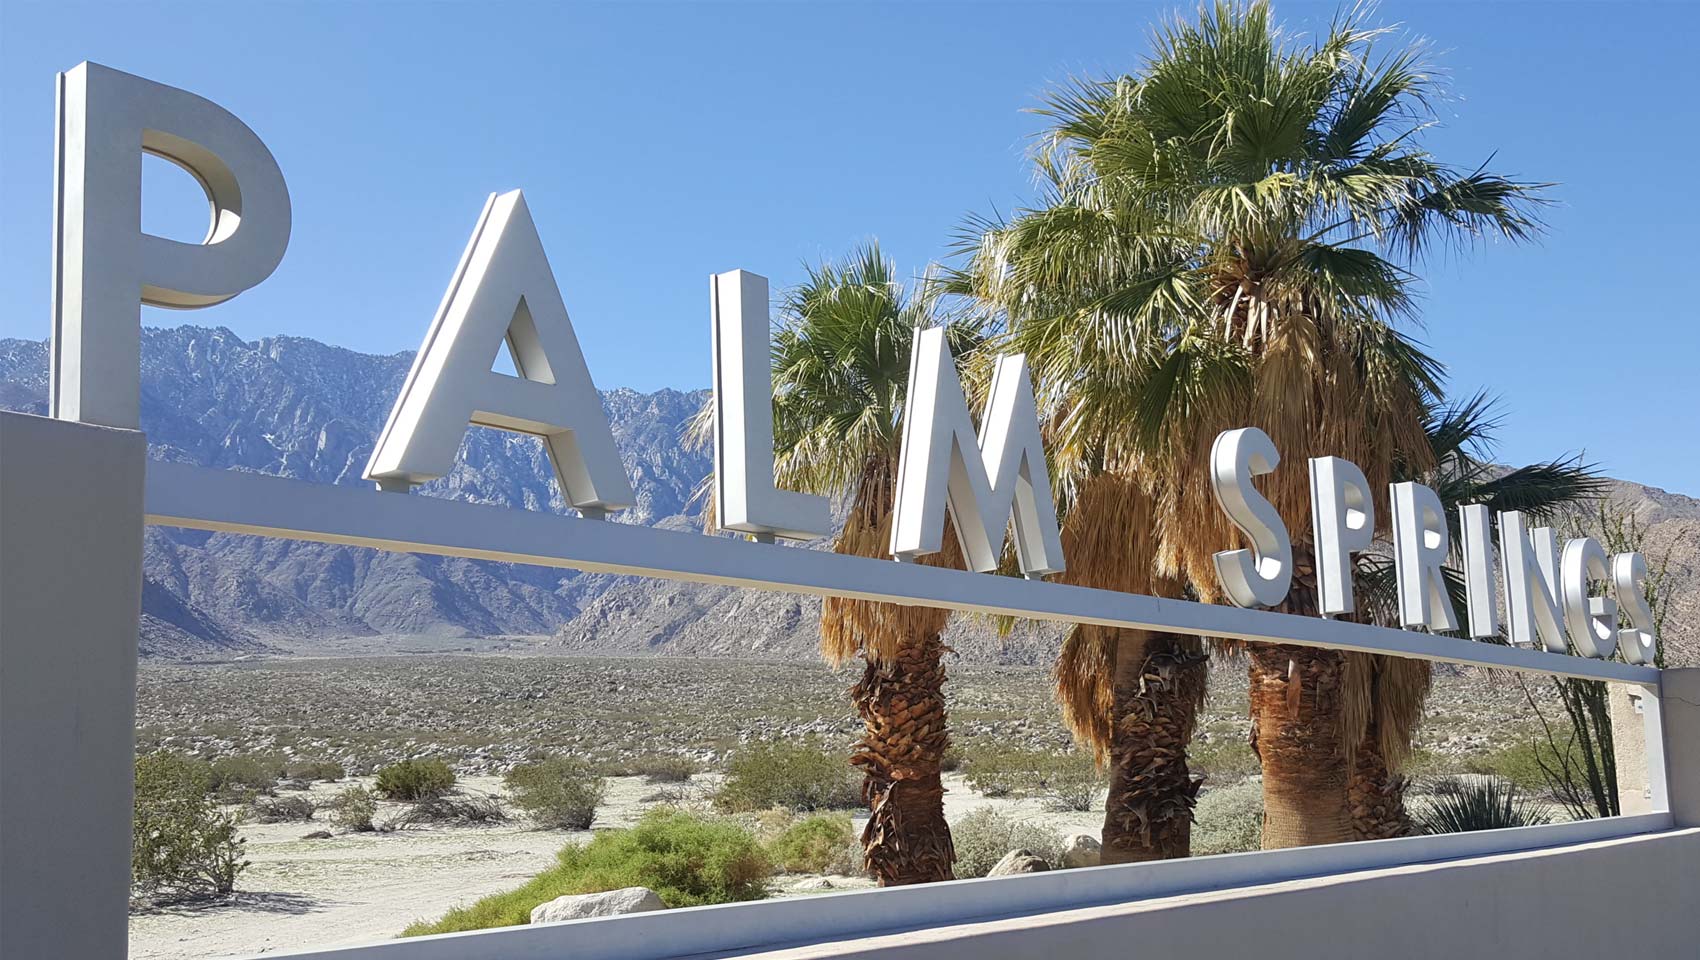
(691, 243), (982, 884)
(1414, 777), (1552, 834)
(956, 0), (1548, 850)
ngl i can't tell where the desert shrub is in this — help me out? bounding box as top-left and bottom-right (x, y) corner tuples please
(960, 746), (1023, 798)
(939, 747), (964, 773)
(714, 743), (861, 813)
(1038, 752), (1103, 811)
(950, 807), (1064, 878)
(133, 751), (248, 901)
(375, 759), (457, 801)
(390, 794), (508, 828)
(766, 814), (857, 874)
(751, 807), (800, 843)
(328, 786), (378, 832)
(249, 796), (317, 823)
(962, 747), (1101, 810)
(136, 750), (213, 797)
(1193, 781), (1264, 856)
(1415, 777), (1553, 834)
(1190, 737), (1260, 784)
(207, 754), (282, 800)
(285, 759), (346, 782)
(505, 758), (606, 829)
(402, 809), (770, 935)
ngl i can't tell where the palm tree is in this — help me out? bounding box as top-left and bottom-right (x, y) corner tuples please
(1042, 471), (1208, 863)
(1347, 395), (1602, 839)
(693, 243), (981, 884)
(956, 1), (1548, 850)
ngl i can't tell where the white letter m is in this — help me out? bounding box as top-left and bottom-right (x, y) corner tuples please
(890, 326), (1064, 577)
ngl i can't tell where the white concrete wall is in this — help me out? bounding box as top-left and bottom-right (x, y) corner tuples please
(1660, 669), (1700, 828)
(0, 412), (146, 960)
(256, 817), (1692, 960)
(726, 828), (1700, 960)
(1612, 683), (1653, 814)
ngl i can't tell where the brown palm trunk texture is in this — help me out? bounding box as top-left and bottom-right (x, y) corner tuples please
(1101, 630), (1209, 863)
(1248, 565), (1355, 848)
(1348, 722), (1414, 841)
(850, 630), (954, 885)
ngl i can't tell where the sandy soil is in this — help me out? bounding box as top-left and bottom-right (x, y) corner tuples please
(128, 773), (1095, 960)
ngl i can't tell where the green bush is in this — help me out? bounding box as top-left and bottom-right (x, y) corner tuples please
(285, 759), (346, 782)
(939, 747), (964, 773)
(1401, 747), (1453, 779)
(766, 814), (857, 874)
(137, 750), (213, 797)
(329, 786), (378, 832)
(375, 759), (457, 801)
(1469, 738), (1580, 794)
(1038, 751), (1102, 811)
(949, 807), (1064, 878)
(249, 796), (317, 823)
(961, 747), (1101, 811)
(506, 758), (606, 829)
(714, 743), (861, 813)
(133, 751), (248, 901)
(1415, 777), (1553, 834)
(960, 746), (1023, 798)
(208, 754), (283, 800)
(1192, 781), (1264, 855)
(402, 809), (771, 935)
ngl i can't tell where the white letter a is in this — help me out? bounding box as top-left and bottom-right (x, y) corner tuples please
(365, 190), (634, 516)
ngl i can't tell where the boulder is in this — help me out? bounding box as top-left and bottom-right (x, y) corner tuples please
(529, 887), (665, 925)
(1061, 834), (1101, 869)
(987, 849), (1051, 876)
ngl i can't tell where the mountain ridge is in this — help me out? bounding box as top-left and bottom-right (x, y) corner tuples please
(0, 325), (1692, 666)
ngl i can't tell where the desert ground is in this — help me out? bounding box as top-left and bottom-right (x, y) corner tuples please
(128, 771), (1108, 960)
(129, 654), (1556, 959)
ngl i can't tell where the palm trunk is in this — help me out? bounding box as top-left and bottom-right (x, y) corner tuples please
(851, 630), (954, 885)
(1100, 629), (1208, 863)
(1348, 723), (1413, 840)
(823, 459), (959, 885)
(1249, 564), (1355, 848)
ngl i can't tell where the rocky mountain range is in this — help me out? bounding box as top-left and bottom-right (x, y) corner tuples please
(0, 325), (1693, 665)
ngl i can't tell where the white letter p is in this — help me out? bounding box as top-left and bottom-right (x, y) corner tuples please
(52, 62), (291, 429)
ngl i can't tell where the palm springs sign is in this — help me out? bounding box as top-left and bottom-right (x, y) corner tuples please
(52, 63), (1656, 667)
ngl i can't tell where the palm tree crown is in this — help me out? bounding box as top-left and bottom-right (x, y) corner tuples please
(960, 0), (1549, 589)
(956, 0), (1553, 850)
(765, 245), (979, 515)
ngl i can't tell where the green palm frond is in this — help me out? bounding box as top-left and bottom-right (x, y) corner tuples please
(688, 242), (984, 512)
(956, 0), (1551, 504)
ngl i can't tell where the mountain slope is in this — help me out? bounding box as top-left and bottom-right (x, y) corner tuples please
(0, 326), (1691, 665)
(0, 327), (721, 656)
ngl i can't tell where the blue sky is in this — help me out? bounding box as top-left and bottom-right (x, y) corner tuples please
(2, 2), (1697, 494)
